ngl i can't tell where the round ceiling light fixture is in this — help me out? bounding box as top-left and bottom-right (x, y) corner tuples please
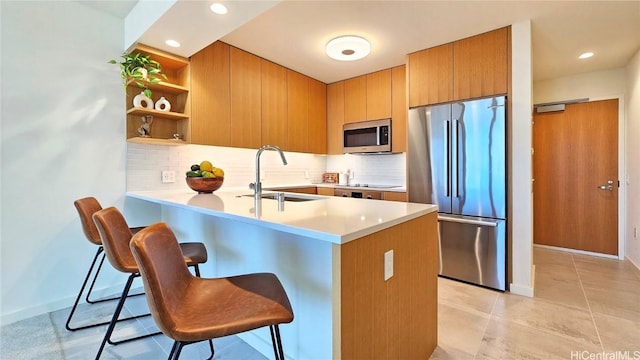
(326, 35), (371, 61)
(210, 3), (228, 15)
(578, 52), (594, 59)
(165, 39), (181, 48)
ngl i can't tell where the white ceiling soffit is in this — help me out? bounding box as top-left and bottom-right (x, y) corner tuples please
(135, 0), (280, 58)
(218, 1), (640, 83)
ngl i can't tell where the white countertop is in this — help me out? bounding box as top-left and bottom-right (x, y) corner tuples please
(264, 183), (407, 192)
(127, 189), (436, 244)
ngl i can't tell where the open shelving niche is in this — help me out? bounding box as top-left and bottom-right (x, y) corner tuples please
(125, 43), (191, 145)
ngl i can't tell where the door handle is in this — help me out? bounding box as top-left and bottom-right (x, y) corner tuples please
(597, 180), (614, 191)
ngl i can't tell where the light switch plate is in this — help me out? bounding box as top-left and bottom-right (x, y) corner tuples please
(384, 250), (393, 281)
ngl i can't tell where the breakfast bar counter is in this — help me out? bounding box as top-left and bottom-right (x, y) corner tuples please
(126, 190), (439, 360)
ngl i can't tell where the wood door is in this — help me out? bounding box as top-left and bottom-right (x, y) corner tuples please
(366, 69), (391, 120)
(261, 59), (288, 149)
(287, 70), (309, 153)
(533, 99), (618, 255)
(308, 78), (327, 154)
(344, 75), (367, 123)
(230, 47), (262, 149)
(453, 27), (508, 100)
(391, 65), (407, 152)
(407, 43), (453, 107)
(327, 81), (345, 154)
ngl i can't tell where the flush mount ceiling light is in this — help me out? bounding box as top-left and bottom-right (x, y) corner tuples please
(579, 52), (594, 59)
(165, 39), (181, 48)
(326, 35), (371, 61)
(210, 2), (228, 15)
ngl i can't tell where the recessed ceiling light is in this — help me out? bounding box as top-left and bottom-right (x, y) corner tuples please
(165, 39), (181, 48)
(210, 3), (228, 15)
(579, 52), (594, 59)
(326, 35), (371, 61)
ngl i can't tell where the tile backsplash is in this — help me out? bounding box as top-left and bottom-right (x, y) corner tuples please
(127, 143), (406, 191)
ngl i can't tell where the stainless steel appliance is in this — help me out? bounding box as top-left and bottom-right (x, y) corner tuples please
(343, 118), (391, 153)
(334, 189), (383, 200)
(408, 96), (507, 291)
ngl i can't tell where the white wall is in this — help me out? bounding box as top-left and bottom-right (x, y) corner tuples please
(0, 1), (138, 324)
(509, 21), (534, 297)
(625, 49), (640, 268)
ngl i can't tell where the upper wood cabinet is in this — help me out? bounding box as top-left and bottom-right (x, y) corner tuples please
(391, 65), (407, 153)
(308, 78), (327, 154)
(366, 69), (392, 120)
(190, 41), (230, 146)
(344, 75), (367, 123)
(327, 81), (345, 155)
(453, 27), (509, 100)
(408, 43), (453, 107)
(230, 47), (262, 149)
(408, 27), (509, 106)
(261, 59), (288, 149)
(287, 70), (309, 153)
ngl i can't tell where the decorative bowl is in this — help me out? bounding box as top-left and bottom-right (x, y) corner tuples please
(186, 177), (224, 193)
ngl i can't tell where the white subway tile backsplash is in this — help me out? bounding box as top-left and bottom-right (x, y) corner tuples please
(127, 144), (406, 192)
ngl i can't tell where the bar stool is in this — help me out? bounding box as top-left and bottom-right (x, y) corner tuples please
(66, 197), (147, 332)
(92, 207), (210, 359)
(130, 222), (294, 360)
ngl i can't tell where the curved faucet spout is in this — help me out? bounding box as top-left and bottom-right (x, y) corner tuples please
(251, 145), (288, 199)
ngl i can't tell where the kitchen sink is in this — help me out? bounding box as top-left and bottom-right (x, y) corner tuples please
(242, 193), (323, 202)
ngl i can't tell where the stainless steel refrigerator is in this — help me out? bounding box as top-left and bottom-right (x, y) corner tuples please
(408, 95), (507, 291)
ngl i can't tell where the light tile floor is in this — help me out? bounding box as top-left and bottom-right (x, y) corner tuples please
(1, 247), (639, 359)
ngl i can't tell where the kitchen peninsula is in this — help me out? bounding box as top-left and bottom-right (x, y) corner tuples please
(127, 189), (438, 359)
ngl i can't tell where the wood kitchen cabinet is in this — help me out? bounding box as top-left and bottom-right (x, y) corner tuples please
(317, 187), (335, 196)
(344, 75), (367, 123)
(125, 43), (191, 145)
(261, 59), (288, 148)
(190, 41), (230, 146)
(308, 78), (327, 154)
(230, 46), (262, 149)
(366, 69), (392, 120)
(453, 27), (509, 100)
(391, 65), (407, 152)
(287, 70), (309, 153)
(327, 81), (345, 155)
(408, 43), (453, 107)
(383, 192), (408, 202)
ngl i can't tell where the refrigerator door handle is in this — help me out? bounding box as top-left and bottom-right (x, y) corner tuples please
(438, 215), (498, 227)
(452, 119), (459, 198)
(445, 119), (451, 197)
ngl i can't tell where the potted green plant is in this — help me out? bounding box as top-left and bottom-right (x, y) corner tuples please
(109, 52), (167, 98)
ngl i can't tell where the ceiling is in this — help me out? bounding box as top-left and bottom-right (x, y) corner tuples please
(82, 0), (640, 84)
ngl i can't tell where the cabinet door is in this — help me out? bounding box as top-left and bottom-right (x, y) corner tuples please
(230, 47), (262, 149)
(383, 192), (408, 202)
(408, 43), (453, 107)
(453, 27), (508, 100)
(344, 75), (367, 123)
(327, 81), (345, 155)
(287, 70), (309, 153)
(191, 41), (230, 146)
(366, 69), (391, 120)
(391, 65), (407, 153)
(317, 187), (334, 196)
(308, 78), (327, 154)
(261, 59), (288, 149)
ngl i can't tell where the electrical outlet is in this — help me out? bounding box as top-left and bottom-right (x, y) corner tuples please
(304, 170), (309, 179)
(635, 227), (638, 239)
(384, 250), (394, 281)
(161, 170), (175, 183)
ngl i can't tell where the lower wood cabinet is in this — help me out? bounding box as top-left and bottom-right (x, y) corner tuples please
(383, 192), (408, 202)
(317, 187), (335, 196)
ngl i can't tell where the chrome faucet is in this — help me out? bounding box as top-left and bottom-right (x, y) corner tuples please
(249, 145), (288, 199)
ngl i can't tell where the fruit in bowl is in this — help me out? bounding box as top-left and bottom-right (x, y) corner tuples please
(185, 160), (225, 193)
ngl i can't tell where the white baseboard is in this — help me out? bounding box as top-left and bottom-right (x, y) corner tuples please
(0, 283), (126, 326)
(533, 244), (619, 260)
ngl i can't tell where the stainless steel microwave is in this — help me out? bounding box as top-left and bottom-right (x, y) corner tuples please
(343, 119), (392, 153)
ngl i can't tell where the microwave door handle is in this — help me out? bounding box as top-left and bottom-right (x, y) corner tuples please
(376, 126), (381, 145)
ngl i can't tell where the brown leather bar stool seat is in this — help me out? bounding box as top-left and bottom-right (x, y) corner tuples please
(130, 222), (294, 360)
(92, 207), (210, 360)
(66, 197), (147, 332)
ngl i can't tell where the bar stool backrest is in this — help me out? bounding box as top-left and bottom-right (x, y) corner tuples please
(74, 197), (103, 246)
(92, 207), (138, 274)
